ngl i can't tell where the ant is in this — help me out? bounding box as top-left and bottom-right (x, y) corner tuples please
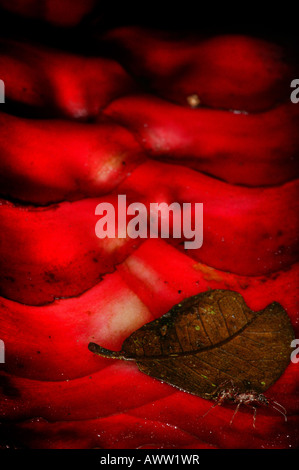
(202, 380), (287, 428)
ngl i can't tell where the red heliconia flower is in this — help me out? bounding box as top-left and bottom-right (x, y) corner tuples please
(0, 4), (298, 449)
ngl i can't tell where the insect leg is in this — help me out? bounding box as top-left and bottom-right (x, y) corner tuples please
(230, 402), (241, 425)
(213, 379), (235, 394)
(252, 406), (257, 428)
(202, 401), (220, 418)
(266, 398), (287, 421)
(244, 403), (258, 428)
(271, 403), (287, 422)
(272, 400), (287, 417)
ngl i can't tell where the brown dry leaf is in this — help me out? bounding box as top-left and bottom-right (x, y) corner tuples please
(88, 290), (295, 399)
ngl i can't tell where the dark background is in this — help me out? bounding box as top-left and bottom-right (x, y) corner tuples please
(0, 2), (298, 52)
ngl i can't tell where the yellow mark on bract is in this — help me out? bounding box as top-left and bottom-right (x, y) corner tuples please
(96, 154), (125, 183)
(101, 236), (128, 254)
(187, 94), (201, 108)
(124, 257), (163, 290)
(94, 292), (152, 345)
(192, 263), (223, 283)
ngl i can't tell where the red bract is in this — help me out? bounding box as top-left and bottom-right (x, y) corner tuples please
(0, 18), (298, 450)
(1, 239), (298, 381)
(119, 161), (299, 275)
(0, 197), (143, 305)
(0, 39), (135, 118)
(1, 161), (297, 305)
(0, 240), (298, 448)
(101, 27), (295, 111)
(0, 114), (144, 204)
(104, 95), (299, 186)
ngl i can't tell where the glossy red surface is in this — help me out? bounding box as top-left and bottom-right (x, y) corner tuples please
(0, 11), (298, 449)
